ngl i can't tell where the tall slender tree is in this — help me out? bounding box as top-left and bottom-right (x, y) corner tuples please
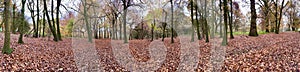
(204, 0), (209, 42)
(121, 0), (130, 43)
(171, 0), (174, 43)
(229, 0), (234, 39)
(190, 0), (195, 42)
(222, 0), (229, 45)
(56, 0), (62, 40)
(36, 0), (39, 37)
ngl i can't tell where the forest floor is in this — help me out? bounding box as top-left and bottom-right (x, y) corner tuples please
(0, 32), (300, 71)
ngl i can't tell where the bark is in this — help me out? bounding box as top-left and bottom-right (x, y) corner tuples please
(204, 0), (209, 42)
(123, 9), (128, 43)
(171, 0), (174, 43)
(28, 1), (37, 38)
(249, 0), (258, 36)
(18, 0), (27, 44)
(195, 7), (201, 40)
(222, 0), (229, 45)
(36, 0), (40, 37)
(190, 0), (195, 42)
(229, 0), (234, 39)
(151, 19), (155, 41)
(2, 0), (13, 54)
(83, 0), (93, 42)
(56, 0), (62, 40)
(43, 10), (46, 37)
(44, 0), (58, 41)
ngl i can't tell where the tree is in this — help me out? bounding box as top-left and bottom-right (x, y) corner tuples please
(229, 0), (234, 39)
(36, 0), (39, 37)
(170, 0), (174, 43)
(151, 19), (156, 41)
(275, 0), (289, 34)
(44, 0), (58, 41)
(56, 0), (62, 40)
(204, 0), (209, 42)
(82, 0), (93, 42)
(2, 0), (13, 54)
(222, 0), (229, 45)
(189, 0), (195, 42)
(18, 0), (27, 44)
(258, 0), (271, 32)
(120, 0), (143, 43)
(249, 0), (258, 36)
(121, 0), (130, 43)
(27, 0), (37, 38)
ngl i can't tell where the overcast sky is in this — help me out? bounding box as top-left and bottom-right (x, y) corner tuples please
(14, 0), (296, 25)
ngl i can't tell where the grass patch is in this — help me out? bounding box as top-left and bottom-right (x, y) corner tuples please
(232, 31), (268, 35)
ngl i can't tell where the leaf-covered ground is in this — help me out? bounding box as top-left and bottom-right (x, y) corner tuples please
(0, 32), (299, 71)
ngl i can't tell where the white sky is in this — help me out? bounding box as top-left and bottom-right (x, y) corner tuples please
(15, 0), (296, 25)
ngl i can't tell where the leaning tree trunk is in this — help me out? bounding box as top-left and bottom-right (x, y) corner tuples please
(2, 0), (13, 54)
(44, 0), (58, 41)
(249, 0), (258, 36)
(51, 0), (59, 41)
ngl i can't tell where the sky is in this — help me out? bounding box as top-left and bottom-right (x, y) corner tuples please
(13, 0), (297, 25)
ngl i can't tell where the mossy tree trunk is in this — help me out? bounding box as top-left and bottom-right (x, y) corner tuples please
(2, 0), (13, 54)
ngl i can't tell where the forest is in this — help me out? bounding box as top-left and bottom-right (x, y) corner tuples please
(0, 0), (300, 71)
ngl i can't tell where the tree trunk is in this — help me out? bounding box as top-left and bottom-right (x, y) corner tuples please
(211, 0), (216, 38)
(249, 0), (258, 36)
(119, 17), (122, 40)
(28, 1), (37, 38)
(219, 0), (223, 38)
(222, 0), (228, 46)
(43, 11), (46, 37)
(190, 0), (195, 42)
(83, 0), (93, 42)
(2, 0), (13, 54)
(56, 0), (62, 41)
(123, 9), (128, 43)
(51, 0), (59, 41)
(229, 0), (234, 39)
(204, 0), (209, 42)
(171, 0), (174, 43)
(195, 7), (201, 40)
(277, 1), (285, 34)
(18, 0), (27, 44)
(36, 0), (40, 38)
(44, 0), (58, 42)
(151, 19), (155, 41)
